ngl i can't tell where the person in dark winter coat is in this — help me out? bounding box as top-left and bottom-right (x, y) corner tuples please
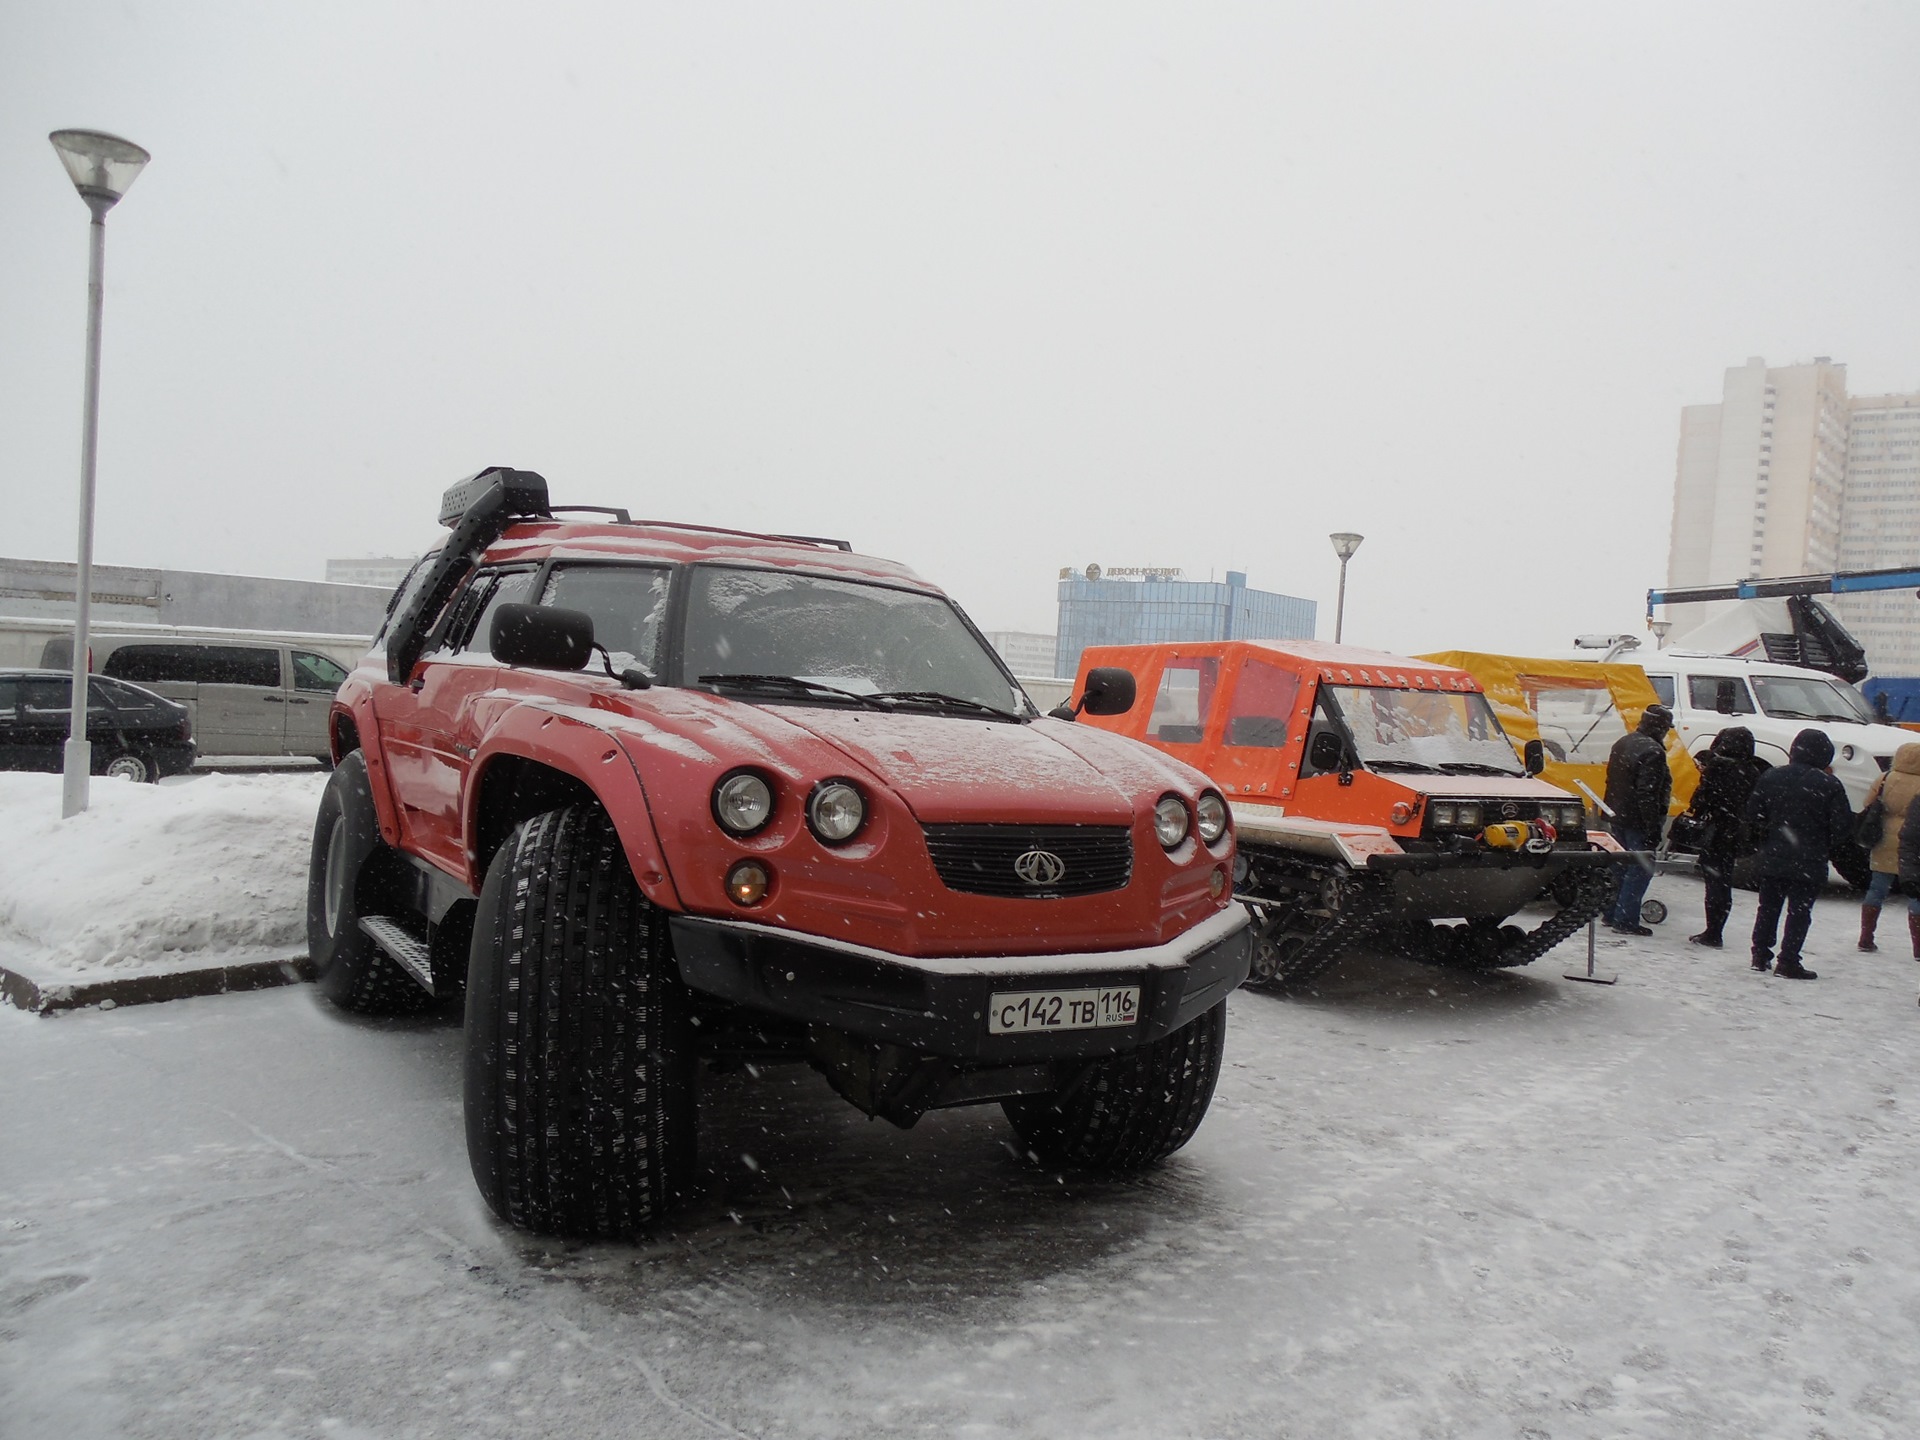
(1603, 702), (1674, 935)
(1684, 727), (1767, 947)
(1743, 727), (1853, 978)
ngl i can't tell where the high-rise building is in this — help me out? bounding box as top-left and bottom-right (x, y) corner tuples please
(1665, 358), (1920, 674)
(984, 630), (1060, 677)
(1054, 568), (1316, 680)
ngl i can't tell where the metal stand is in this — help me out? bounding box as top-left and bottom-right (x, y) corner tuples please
(1564, 917), (1617, 985)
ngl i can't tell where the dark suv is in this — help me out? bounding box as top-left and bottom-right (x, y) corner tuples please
(309, 468), (1250, 1240)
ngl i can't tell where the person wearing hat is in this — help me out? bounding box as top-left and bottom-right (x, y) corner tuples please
(1682, 726), (1768, 948)
(1741, 727), (1854, 979)
(1602, 702), (1676, 935)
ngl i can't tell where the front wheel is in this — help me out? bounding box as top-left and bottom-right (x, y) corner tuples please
(1003, 1001), (1226, 1170)
(464, 804), (698, 1239)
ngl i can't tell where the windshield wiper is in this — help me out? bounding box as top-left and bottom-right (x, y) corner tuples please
(698, 673), (887, 709)
(1365, 759), (1441, 773)
(1434, 761), (1526, 776)
(870, 690), (1021, 721)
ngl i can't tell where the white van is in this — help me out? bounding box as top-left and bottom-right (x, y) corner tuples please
(37, 634), (353, 763)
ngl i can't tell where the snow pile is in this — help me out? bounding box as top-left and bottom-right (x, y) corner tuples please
(0, 771), (327, 977)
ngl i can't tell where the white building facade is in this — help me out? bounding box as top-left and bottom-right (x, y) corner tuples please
(1666, 358), (1920, 674)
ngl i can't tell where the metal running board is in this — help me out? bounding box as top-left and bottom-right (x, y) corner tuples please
(359, 916), (435, 995)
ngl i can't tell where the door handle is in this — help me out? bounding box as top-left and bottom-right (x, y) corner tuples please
(263, 694), (284, 703)
(288, 697), (311, 705)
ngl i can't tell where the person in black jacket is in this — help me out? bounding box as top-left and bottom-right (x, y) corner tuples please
(1898, 795), (1920, 1006)
(1743, 728), (1853, 979)
(1684, 727), (1767, 948)
(1603, 703), (1674, 935)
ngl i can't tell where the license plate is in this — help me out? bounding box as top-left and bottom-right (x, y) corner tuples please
(986, 986), (1140, 1035)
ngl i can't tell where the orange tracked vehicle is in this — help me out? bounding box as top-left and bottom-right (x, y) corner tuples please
(1066, 640), (1637, 986)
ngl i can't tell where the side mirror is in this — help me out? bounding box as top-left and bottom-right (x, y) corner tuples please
(1308, 730), (1346, 773)
(1052, 666), (1138, 720)
(491, 603), (594, 671)
(1523, 738), (1546, 776)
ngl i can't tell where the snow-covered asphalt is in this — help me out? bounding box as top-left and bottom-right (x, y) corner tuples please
(5, 878), (1920, 1439)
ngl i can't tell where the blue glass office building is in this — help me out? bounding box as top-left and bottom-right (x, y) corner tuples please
(1054, 570), (1317, 678)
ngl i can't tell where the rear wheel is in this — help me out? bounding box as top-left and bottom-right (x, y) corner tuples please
(1002, 1001), (1226, 1170)
(464, 804), (697, 1239)
(305, 751), (435, 1014)
(103, 752), (153, 783)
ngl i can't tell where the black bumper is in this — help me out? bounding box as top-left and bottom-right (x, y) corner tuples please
(667, 908), (1251, 1063)
(1363, 844), (1639, 876)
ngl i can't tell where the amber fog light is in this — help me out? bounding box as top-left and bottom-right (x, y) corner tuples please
(726, 860), (770, 906)
(1208, 866), (1228, 899)
(1390, 800), (1414, 826)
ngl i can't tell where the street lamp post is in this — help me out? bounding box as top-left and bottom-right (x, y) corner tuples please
(49, 129), (150, 818)
(1329, 531), (1364, 644)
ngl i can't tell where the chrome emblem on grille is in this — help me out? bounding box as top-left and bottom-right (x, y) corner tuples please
(1500, 802), (1519, 819)
(1013, 849), (1068, 886)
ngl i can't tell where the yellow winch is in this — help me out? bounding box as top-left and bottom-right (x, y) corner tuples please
(1483, 821), (1531, 849)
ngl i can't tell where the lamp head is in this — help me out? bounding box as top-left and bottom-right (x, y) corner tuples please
(1329, 531), (1364, 562)
(49, 129), (150, 215)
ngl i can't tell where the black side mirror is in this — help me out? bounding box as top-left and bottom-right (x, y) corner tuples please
(1052, 666), (1138, 721)
(1308, 730), (1346, 773)
(491, 603), (594, 671)
(1523, 738), (1547, 775)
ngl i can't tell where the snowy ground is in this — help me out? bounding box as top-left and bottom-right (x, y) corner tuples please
(0, 772), (324, 981)
(5, 856), (1920, 1439)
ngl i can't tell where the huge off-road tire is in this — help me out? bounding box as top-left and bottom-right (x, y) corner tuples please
(306, 750), (435, 1014)
(463, 805), (697, 1239)
(1002, 1001), (1226, 1171)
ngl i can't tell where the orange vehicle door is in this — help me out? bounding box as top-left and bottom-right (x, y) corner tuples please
(1210, 654), (1306, 799)
(1142, 653), (1222, 768)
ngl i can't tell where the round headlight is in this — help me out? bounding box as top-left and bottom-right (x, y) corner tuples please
(1154, 794), (1190, 848)
(808, 780), (865, 844)
(1195, 792), (1229, 845)
(713, 771), (773, 835)
(1456, 803), (1483, 829)
(1841, 744), (1857, 763)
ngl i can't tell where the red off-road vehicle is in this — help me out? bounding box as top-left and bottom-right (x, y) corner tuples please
(308, 469), (1248, 1239)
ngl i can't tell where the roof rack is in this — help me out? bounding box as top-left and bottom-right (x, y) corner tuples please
(615, 518), (853, 552)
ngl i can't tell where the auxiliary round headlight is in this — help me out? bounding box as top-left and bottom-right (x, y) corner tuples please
(1154, 794), (1190, 848)
(1841, 744), (1857, 763)
(808, 780), (865, 844)
(713, 771), (773, 835)
(1195, 792), (1229, 845)
(726, 859), (770, 906)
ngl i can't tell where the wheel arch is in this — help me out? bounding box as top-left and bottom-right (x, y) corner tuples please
(465, 710), (683, 910)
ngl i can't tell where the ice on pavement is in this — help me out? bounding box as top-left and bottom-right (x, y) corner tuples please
(0, 771), (326, 977)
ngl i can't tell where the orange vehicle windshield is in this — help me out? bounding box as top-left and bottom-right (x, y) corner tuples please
(1322, 685), (1524, 774)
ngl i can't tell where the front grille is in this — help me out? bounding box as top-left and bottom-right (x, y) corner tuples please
(922, 824), (1133, 899)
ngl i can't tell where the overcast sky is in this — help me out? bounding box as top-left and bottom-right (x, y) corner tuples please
(4, 2), (1918, 656)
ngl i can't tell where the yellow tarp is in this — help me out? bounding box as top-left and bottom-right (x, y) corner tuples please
(1420, 651), (1699, 817)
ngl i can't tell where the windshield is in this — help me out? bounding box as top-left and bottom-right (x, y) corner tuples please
(1750, 673), (1875, 724)
(682, 567), (1032, 717)
(1324, 684), (1524, 774)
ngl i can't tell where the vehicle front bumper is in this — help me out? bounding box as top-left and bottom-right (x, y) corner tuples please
(667, 905), (1251, 1061)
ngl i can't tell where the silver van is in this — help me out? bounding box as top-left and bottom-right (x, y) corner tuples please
(38, 635), (349, 763)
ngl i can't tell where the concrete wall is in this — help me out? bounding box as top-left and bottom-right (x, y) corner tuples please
(1, 555), (394, 635)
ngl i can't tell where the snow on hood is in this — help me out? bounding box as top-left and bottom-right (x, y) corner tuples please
(590, 690), (1211, 825)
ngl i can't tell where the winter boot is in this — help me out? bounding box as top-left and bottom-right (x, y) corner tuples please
(1690, 931), (1723, 948)
(1775, 959), (1819, 980)
(1860, 904), (1882, 952)
(1910, 910), (1920, 961)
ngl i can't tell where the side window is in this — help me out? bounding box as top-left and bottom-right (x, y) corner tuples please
(374, 549), (443, 648)
(104, 644), (197, 684)
(541, 564), (673, 670)
(1222, 659), (1300, 748)
(1519, 677), (1623, 764)
(195, 647), (282, 687)
(20, 678), (95, 716)
(0, 676), (19, 714)
(1149, 657), (1220, 744)
(1645, 674), (1676, 708)
(292, 651), (349, 693)
(1688, 674), (1754, 715)
(467, 570), (541, 655)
